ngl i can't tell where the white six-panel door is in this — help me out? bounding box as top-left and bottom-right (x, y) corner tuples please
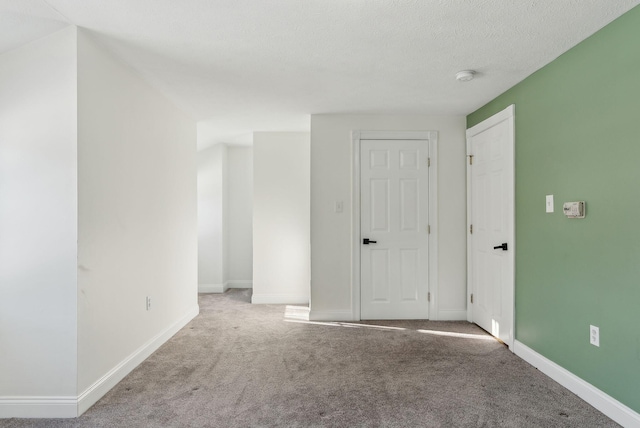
(467, 105), (515, 349)
(360, 139), (429, 319)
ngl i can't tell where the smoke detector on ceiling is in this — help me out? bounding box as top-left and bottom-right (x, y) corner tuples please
(456, 70), (476, 82)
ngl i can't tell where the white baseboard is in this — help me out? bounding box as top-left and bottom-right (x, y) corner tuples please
(0, 396), (78, 419)
(226, 280), (252, 289)
(251, 293), (309, 305)
(199, 282), (252, 293)
(284, 305), (310, 321)
(309, 309), (466, 322)
(0, 305), (199, 419)
(309, 310), (355, 321)
(514, 340), (640, 427)
(436, 309), (467, 321)
(77, 305), (199, 415)
(198, 283), (227, 293)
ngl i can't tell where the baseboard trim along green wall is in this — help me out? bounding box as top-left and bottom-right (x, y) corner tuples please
(514, 341), (640, 427)
(467, 4), (640, 417)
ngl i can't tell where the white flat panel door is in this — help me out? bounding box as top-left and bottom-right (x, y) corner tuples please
(360, 139), (429, 319)
(467, 106), (514, 348)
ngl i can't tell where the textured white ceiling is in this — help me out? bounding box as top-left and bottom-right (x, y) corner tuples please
(2, 0), (639, 148)
(0, 0), (67, 53)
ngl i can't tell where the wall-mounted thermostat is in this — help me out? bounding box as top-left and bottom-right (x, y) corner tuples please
(563, 201), (585, 218)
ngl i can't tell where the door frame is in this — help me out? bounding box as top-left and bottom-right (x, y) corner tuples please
(351, 130), (438, 321)
(466, 104), (515, 350)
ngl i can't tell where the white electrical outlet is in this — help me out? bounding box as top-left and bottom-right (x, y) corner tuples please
(146, 296), (151, 311)
(590, 325), (599, 347)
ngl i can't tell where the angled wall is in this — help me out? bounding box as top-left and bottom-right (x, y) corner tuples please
(0, 26), (198, 418)
(468, 5), (640, 417)
(77, 29), (198, 411)
(0, 27), (78, 416)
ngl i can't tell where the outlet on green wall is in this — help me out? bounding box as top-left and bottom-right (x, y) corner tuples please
(468, 5), (640, 413)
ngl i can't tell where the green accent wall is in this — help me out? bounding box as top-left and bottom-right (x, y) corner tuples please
(468, 6), (640, 413)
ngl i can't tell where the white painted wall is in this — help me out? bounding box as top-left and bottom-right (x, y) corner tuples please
(309, 115), (467, 320)
(198, 144), (253, 290)
(76, 28), (198, 405)
(227, 147), (253, 286)
(0, 27), (197, 418)
(198, 143), (228, 292)
(221, 144), (229, 288)
(0, 27), (78, 402)
(253, 132), (310, 304)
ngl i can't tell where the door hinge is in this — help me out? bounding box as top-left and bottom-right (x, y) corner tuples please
(468, 155), (474, 165)
(427, 225), (431, 234)
(470, 224), (473, 234)
(470, 293), (474, 304)
(428, 292), (431, 302)
(427, 157), (431, 167)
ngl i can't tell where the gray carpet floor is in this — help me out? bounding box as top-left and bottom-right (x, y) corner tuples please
(3, 289), (618, 427)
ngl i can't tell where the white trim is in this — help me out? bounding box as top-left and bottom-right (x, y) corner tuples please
(467, 105), (516, 135)
(514, 340), (640, 427)
(251, 293), (309, 305)
(77, 305), (199, 415)
(352, 131), (362, 321)
(466, 105), (515, 349)
(0, 396), (78, 419)
(466, 134), (473, 324)
(351, 130), (439, 321)
(226, 280), (253, 289)
(198, 283), (228, 293)
(436, 309), (467, 321)
(0, 305), (199, 419)
(358, 130), (434, 140)
(427, 134), (439, 320)
(309, 310), (355, 322)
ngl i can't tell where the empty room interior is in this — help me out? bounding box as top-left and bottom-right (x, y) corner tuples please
(1, 1), (640, 426)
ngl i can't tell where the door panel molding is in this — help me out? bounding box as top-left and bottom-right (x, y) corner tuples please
(352, 131), (438, 320)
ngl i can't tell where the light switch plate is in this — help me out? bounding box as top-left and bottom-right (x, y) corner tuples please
(546, 195), (554, 213)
